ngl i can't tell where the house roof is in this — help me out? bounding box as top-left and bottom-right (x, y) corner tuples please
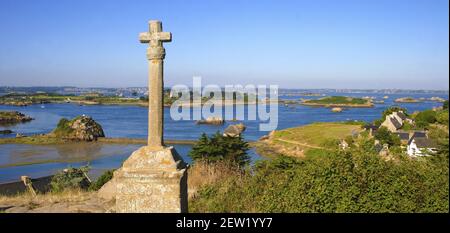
(407, 131), (428, 145)
(394, 132), (410, 140)
(396, 111), (408, 120)
(410, 138), (438, 148)
(411, 131), (427, 139)
(390, 117), (402, 129)
(364, 124), (378, 130)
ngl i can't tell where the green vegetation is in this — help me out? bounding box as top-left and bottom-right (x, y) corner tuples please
(192, 105), (449, 213)
(374, 126), (401, 146)
(50, 166), (91, 193)
(52, 118), (75, 137)
(266, 122), (362, 157)
(0, 111), (33, 125)
(89, 169), (115, 191)
(0, 93), (149, 106)
(190, 137), (449, 213)
(302, 96), (372, 107)
(414, 110), (437, 128)
(189, 132), (250, 167)
(273, 122), (362, 145)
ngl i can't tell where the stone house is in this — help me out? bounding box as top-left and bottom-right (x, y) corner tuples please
(381, 111), (413, 133)
(381, 115), (403, 132)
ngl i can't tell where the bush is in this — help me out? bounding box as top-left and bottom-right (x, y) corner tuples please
(50, 166), (91, 193)
(189, 132), (250, 167)
(436, 110), (449, 126)
(89, 169), (115, 191)
(190, 144), (449, 213)
(415, 110), (437, 128)
(374, 126), (401, 146)
(53, 118), (74, 136)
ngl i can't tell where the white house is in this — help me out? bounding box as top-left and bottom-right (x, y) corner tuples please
(407, 138), (437, 157)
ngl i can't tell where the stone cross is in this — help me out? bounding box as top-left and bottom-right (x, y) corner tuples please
(139, 20), (172, 148)
(98, 20), (187, 213)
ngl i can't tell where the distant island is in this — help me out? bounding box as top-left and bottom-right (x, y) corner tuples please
(394, 97), (422, 103)
(301, 96), (374, 108)
(0, 111), (33, 125)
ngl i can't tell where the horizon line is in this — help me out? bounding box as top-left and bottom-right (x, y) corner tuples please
(0, 85), (448, 92)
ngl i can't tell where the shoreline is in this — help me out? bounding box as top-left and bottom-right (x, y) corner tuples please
(0, 136), (197, 145)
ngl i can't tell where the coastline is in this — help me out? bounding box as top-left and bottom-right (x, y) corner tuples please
(0, 136), (197, 145)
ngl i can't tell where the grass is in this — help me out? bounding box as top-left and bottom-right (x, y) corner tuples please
(0, 189), (92, 210)
(257, 122), (362, 158)
(0, 111), (20, 118)
(273, 122), (362, 146)
(187, 161), (242, 200)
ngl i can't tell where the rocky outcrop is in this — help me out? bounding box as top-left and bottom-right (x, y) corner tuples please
(223, 123), (246, 137)
(331, 107), (343, 113)
(429, 97), (446, 102)
(259, 130), (275, 141)
(50, 115), (105, 141)
(196, 116), (224, 125)
(0, 129), (13, 135)
(0, 111), (33, 125)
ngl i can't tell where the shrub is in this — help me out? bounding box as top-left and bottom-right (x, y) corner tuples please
(374, 126), (401, 146)
(53, 118), (74, 136)
(189, 132), (250, 167)
(190, 144), (449, 213)
(50, 166), (91, 193)
(89, 169), (115, 191)
(415, 110), (437, 128)
(436, 110), (449, 126)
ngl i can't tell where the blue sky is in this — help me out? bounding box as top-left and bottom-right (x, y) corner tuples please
(0, 0), (448, 89)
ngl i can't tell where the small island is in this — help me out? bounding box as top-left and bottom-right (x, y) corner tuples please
(301, 96), (373, 108)
(0, 111), (33, 125)
(394, 97), (421, 103)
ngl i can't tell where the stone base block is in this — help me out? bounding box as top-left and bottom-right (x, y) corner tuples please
(102, 146), (188, 213)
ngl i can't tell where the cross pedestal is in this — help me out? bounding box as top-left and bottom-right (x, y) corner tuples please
(115, 146), (187, 213)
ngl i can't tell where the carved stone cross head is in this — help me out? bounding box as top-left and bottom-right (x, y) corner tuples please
(139, 20), (171, 45)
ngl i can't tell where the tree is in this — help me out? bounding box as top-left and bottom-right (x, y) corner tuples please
(436, 110), (449, 126)
(374, 126), (400, 146)
(189, 132), (250, 167)
(415, 110), (437, 128)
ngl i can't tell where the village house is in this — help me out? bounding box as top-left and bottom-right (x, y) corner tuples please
(407, 137), (438, 157)
(380, 111), (413, 132)
(363, 124), (379, 136)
